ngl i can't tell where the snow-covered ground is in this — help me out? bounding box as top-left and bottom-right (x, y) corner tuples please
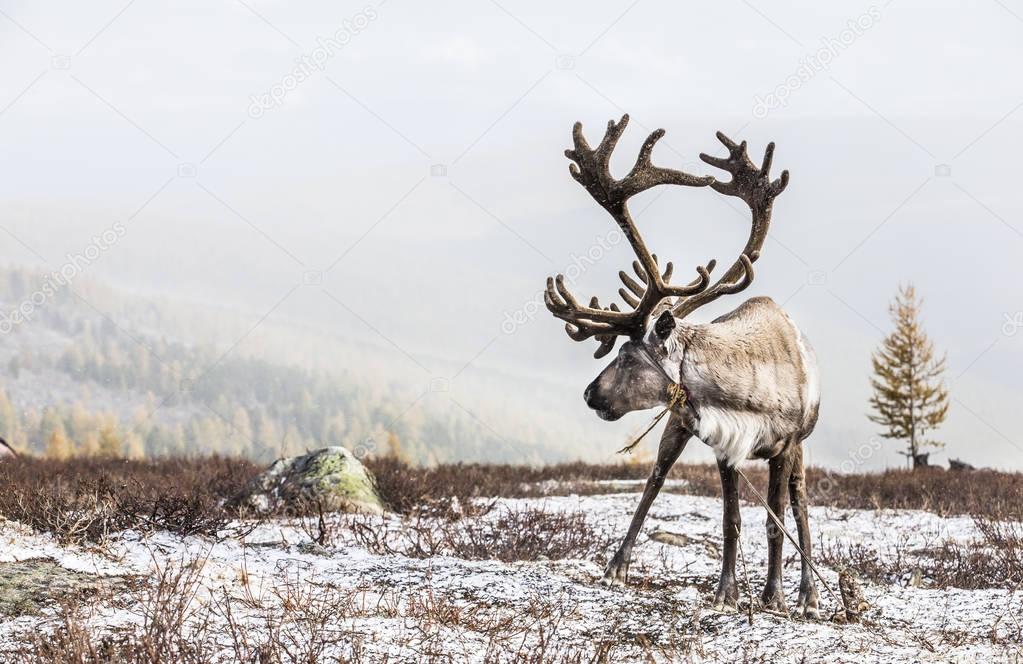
(1, 491), (1018, 662)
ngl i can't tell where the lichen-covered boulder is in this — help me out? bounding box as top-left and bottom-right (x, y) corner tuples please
(239, 446), (385, 515)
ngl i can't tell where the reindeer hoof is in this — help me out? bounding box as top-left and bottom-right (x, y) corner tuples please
(712, 576), (739, 612)
(600, 573), (624, 588)
(799, 605), (820, 620)
(760, 587), (789, 617)
(601, 556), (629, 587)
(797, 585), (820, 620)
(711, 599), (738, 613)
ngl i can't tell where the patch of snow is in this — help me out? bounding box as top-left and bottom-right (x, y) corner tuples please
(0, 494), (1016, 662)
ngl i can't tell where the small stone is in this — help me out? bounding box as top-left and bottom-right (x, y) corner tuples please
(648, 528), (690, 547)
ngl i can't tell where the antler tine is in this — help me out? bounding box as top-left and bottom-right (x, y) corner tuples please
(668, 261), (714, 296)
(619, 269), (645, 298)
(650, 254), (675, 284)
(564, 319), (617, 358)
(674, 130), (788, 318)
(618, 287), (640, 309)
(593, 335), (617, 358)
(760, 140), (774, 176)
(632, 260), (647, 284)
(660, 259), (674, 283)
(544, 272), (635, 342)
(715, 254), (755, 296)
(564, 323), (589, 342)
(699, 133), (789, 208)
(549, 115), (718, 351)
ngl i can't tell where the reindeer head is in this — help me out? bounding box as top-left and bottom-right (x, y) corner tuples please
(583, 310), (680, 421)
(544, 115), (789, 419)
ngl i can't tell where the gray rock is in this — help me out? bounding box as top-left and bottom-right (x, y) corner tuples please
(239, 446), (385, 515)
(0, 560), (126, 616)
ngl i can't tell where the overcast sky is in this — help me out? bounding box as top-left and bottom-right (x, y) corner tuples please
(1, 0), (1021, 469)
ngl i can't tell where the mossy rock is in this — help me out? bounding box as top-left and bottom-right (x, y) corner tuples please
(240, 446), (385, 515)
(0, 560), (125, 617)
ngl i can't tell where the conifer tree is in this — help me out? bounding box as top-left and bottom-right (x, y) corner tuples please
(79, 431), (101, 457)
(385, 431), (408, 462)
(45, 429), (73, 459)
(97, 415), (123, 457)
(868, 284), (949, 469)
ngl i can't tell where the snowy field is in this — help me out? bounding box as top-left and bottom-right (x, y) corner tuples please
(1, 490), (1019, 662)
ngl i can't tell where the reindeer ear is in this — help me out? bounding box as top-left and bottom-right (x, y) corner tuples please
(654, 310), (675, 340)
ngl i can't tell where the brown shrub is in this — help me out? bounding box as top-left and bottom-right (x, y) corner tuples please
(815, 509), (1023, 591)
(302, 505), (615, 563)
(801, 467), (1023, 519)
(365, 457), (1023, 521)
(0, 456), (261, 544)
(4, 454), (1022, 549)
(10, 554), (673, 663)
(363, 457), (648, 515)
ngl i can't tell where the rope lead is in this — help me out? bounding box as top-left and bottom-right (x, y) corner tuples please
(617, 383), (687, 455)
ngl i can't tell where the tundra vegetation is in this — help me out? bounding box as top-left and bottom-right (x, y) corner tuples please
(0, 454), (1020, 661)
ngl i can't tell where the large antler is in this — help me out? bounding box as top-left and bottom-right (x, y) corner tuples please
(544, 115), (715, 357)
(670, 132), (789, 318)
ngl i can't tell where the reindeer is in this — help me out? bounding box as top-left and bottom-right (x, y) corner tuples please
(544, 115), (820, 618)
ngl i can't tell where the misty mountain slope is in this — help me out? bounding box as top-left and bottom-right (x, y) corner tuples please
(0, 267), (626, 463)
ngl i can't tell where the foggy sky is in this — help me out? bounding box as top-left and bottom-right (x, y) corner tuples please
(1, 0), (1021, 469)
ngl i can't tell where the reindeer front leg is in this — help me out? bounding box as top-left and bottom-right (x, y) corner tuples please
(602, 414), (690, 587)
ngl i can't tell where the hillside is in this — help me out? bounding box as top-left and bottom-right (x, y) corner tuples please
(0, 267), (616, 464)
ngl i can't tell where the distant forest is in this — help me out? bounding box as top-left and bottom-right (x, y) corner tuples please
(0, 268), (587, 464)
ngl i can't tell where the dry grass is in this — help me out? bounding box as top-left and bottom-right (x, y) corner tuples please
(3, 455), (1022, 661)
(3, 455), (1021, 543)
(364, 456), (649, 514)
(8, 553), (698, 663)
(816, 511), (1023, 591)
(364, 457), (1023, 521)
(0, 456), (260, 544)
(299, 504), (615, 564)
(14, 555), (214, 663)
(4, 454), (1018, 523)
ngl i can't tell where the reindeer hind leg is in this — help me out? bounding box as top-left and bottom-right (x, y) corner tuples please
(788, 442), (820, 619)
(761, 443), (793, 615)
